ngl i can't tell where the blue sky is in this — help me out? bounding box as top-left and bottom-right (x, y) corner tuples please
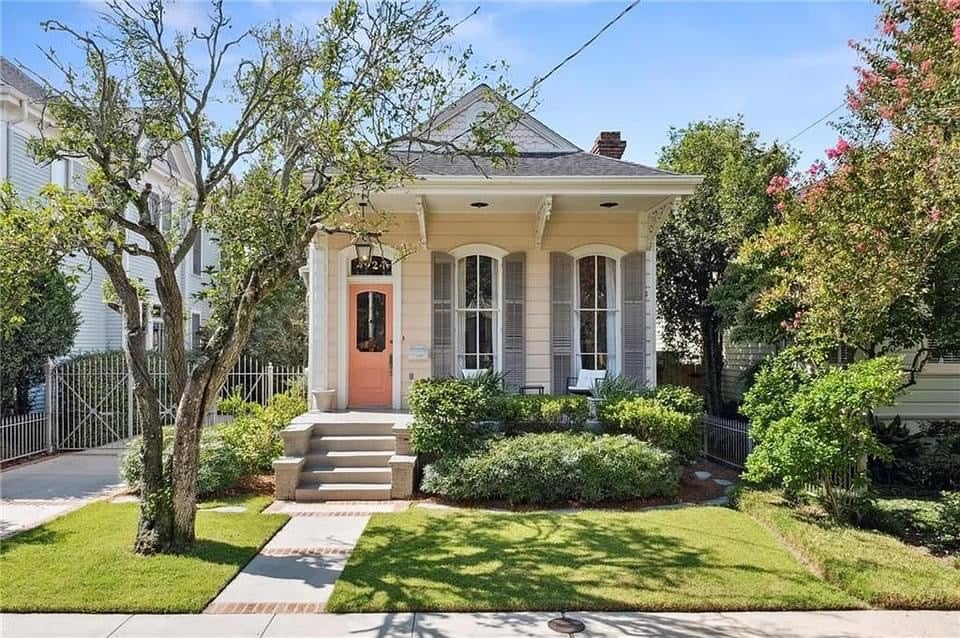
(0, 1), (879, 168)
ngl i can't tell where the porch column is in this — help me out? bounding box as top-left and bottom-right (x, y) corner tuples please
(644, 235), (657, 388)
(307, 234), (331, 410)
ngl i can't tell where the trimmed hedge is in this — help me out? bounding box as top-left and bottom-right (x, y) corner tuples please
(600, 397), (702, 461)
(488, 394), (589, 433)
(421, 432), (678, 504)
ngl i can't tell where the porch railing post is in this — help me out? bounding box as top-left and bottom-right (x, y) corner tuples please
(265, 363), (275, 403)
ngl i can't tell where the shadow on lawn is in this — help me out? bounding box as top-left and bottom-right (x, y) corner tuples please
(330, 510), (829, 612)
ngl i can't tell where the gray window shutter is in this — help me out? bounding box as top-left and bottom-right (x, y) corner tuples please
(503, 252), (525, 391)
(431, 251), (455, 378)
(622, 251), (646, 384)
(550, 252), (574, 394)
(8, 131), (51, 197)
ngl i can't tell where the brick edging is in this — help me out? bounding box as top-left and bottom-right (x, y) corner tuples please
(260, 547), (352, 557)
(204, 602), (325, 614)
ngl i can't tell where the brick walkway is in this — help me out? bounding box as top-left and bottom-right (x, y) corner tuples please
(204, 501), (408, 614)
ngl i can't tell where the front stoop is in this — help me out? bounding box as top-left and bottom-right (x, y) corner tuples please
(274, 412), (416, 502)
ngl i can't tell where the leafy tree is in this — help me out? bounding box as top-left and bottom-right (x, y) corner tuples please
(724, 0), (960, 376)
(656, 119), (794, 415)
(14, 0), (518, 553)
(0, 269), (79, 415)
(242, 275), (307, 368)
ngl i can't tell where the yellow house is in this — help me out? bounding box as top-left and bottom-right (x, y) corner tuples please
(277, 86), (701, 501)
(304, 86), (702, 411)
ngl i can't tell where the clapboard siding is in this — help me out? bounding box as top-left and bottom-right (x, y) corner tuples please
(7, 130), (50, 196)
(721, 339), (776, 403)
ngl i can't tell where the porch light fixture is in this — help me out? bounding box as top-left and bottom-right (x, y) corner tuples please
(599, 201), (618, 208)
(469, 201), (489, 208)
(353, 233), (374, 263)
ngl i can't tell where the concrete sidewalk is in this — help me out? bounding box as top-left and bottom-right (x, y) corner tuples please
(2, 610), (958, 637)
(0, 449), (125, 537)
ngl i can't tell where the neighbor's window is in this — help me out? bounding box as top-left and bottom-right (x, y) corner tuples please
(457, 254), (498, 371)
(576, 255), (617, 371)
(192, 229), (202, 275)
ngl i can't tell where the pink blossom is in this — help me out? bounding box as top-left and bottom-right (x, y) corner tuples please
(954, 18), (960, 44)
(893, 76), (909, 89)
(947, 0), (960, 11)
(920, 59), (934, 74)
(882, 17), (898, 35)
(847, 94), (863, 111)
(807, 160), (827, 176)
(766, 174), (791, 197)
(929, 208), (943, 223)
(775, 201), (785, 212)
(857, 68), (881, 89)
(826, 138), (851, 160)
(922, 76), (937, 91)
(887, 61), (904, 74)
(879, 107), (895, 120)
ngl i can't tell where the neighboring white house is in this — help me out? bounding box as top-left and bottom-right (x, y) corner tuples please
(0, 57), (217, 353)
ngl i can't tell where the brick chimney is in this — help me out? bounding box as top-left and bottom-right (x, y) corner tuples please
(591, 131), (627, 159)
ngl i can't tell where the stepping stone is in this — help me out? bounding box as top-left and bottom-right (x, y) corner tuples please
(712, 479), (733, 486)
(694, 471), (712, 480)
(206, 505), (247, 513)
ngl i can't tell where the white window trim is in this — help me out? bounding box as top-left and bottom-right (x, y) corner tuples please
(568, 245), (624, 376)
(450, 243), (507, 374)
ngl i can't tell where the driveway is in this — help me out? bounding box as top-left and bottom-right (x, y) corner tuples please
(0, 449), (125, 538)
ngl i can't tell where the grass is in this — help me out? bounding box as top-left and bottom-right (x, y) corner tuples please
(325, 505), (861, 613)
(736, 490), (960, 609)
(866, 493), (959, 556)
(0, 494), (288, 613)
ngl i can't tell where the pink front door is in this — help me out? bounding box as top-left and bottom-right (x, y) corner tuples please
(348, 283), (393, 407)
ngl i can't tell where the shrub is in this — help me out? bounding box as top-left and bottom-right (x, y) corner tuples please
(120, 427), (243, 496)
(217, 387), (264, 419)
(652, 385), (704, 418)
(871, 419), (960, 490)
(742, 354), (903, 518)
(592, 374), (645, 403)
(600, 397), (701, 461)
(220, 385), (306, 474)
(942, 491), (960, 547)
(488, 394), (589, 432)
(421, 432), (678, 504)
(408, 378), (499, 456)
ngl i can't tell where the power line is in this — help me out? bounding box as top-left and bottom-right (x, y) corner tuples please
(784, 102), (846, 144)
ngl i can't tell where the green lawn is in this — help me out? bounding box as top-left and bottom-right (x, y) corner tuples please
(736, 490), (960, 609)
(0, 494), (288, 613)
(325, 505), (861, 613)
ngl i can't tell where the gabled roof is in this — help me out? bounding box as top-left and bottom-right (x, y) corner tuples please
(407, 83), (675, 178)
(0, 57), (47, 101)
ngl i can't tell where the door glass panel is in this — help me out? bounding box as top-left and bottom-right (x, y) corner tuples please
(356, 291), (386, 352)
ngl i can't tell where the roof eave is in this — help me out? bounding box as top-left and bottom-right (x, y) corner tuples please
(397, 174), (705, 196)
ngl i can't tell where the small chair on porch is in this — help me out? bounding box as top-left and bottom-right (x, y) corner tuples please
(566, 369), (607, 395)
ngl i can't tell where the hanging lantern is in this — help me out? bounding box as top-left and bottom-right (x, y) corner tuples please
(353, 233), (374, 262)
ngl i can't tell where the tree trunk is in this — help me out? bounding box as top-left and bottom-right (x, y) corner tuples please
(700, 310), (724, 416)
(170, 382), (206, 547)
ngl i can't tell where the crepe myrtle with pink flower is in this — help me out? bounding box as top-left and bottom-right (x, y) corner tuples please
(715, 0), (960, 386)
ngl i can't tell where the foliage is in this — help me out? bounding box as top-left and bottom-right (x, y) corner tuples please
(421, 432), (678, 505)
(591, 374), (645, 403)
(742, 355), (904, 518)
(219, 385), (306, 474)
(862, 492), (960, 557)
(326, 507), (861, 613)
(600, 397), (702, 461)
(0, 495), (287, 612)
(0, 269), (78, 414)
(242, 274), (307, 368)
(488, 394), (589, 433)
(656, 118), (795, 414)
(407, 377), (499, 456)
(5, 0), (521, 551)
(871, 419), (960, 490)
(122, 427), (243, 497)
(651, 384), (704, 418)
(736, 489), (960, 608)
(724, 0), (960, 364)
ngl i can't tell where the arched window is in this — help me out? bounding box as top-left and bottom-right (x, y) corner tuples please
(575, 254), (618, 371)
(456, 253), (500, 372)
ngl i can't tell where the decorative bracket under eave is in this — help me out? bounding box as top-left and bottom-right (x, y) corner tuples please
(415, 196), (428, 248)
(535, 195), (553, 249)
(646, 196), (681, 248)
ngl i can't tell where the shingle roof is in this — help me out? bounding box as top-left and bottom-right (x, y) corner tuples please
(396, 151), (678, 178)
(0, 57), (47, 101)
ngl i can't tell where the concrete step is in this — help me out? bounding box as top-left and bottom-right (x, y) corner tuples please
(305, 450), (393, 467)
(309, 421), (395, 437)
(309, 435), (395, 452)
(299, 466), (392, 484)
(294, 483), (392, 501)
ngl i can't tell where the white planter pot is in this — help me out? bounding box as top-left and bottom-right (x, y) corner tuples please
(311, 389), (337, 412)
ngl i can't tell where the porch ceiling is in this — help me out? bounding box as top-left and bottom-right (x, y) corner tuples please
(368, 191), (678, 216)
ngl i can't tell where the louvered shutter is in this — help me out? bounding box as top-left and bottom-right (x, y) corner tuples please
(431, 252), (456, 378)
(622, 251), (646, 384)
(550, 252), (574, 394)
(502, 252), (525, 391)
(8, 131), (51, 196)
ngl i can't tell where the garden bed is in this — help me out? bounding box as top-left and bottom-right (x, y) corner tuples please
(0, 493), (288, 612)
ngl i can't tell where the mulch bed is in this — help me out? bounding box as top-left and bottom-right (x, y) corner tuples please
(412, 460), (740, 512)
